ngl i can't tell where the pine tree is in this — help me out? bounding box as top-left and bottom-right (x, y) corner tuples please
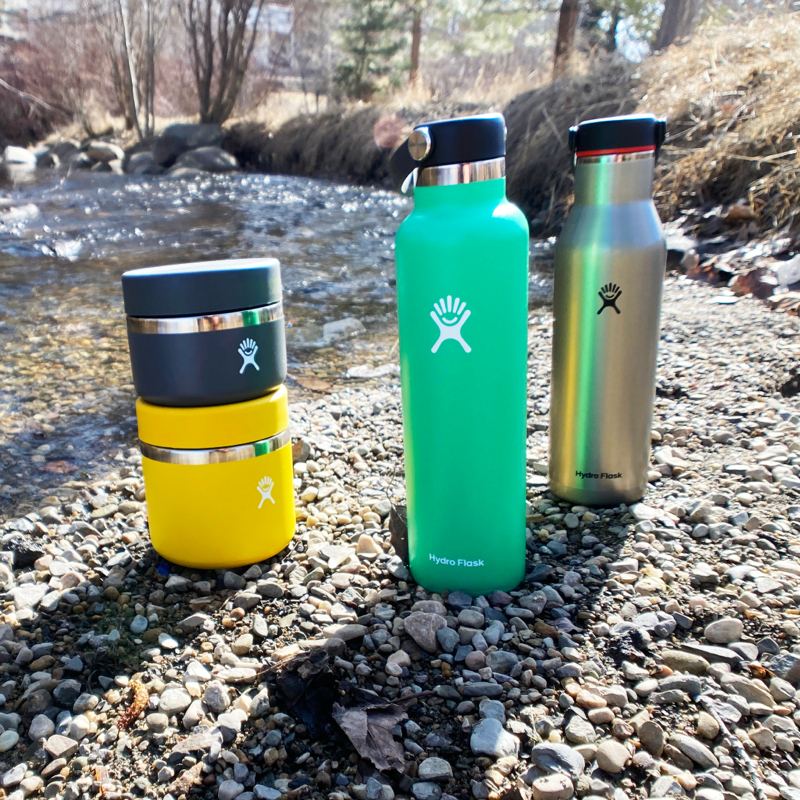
(334, 0), (406, 100)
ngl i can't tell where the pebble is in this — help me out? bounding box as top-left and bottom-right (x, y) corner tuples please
(417, 757), (453, 781)
(404, 613), (447, 653)
(704, 618), (743, 644)
(470, 718), (519, 758)
(532, 774), (575, 800)
(159, 688), (193, 716)
(596, 739), (631, 773)
(218, 780), (245, 800)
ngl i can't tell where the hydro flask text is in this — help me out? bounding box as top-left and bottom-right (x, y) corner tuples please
(575, 470), (622, 480)
(429, 553), (485, 568)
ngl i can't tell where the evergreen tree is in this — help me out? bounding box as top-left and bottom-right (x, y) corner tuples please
(334, 0), (406, 100)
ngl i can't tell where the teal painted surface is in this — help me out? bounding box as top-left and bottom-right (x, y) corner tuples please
(395, 177), (530, 595)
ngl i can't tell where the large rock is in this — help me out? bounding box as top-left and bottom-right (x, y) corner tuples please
(153, 123), (224, 167)
(174, 146), (238, 173)
(86, 141), (124, 163)
(3, 146), (36, 168)
(126, 151), (156, 175)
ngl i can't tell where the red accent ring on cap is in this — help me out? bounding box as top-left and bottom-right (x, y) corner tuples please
(576, 145), (656, 157)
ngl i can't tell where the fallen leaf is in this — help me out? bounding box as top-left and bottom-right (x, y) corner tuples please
(332, 691), (408, 772)
(275, 649), (337, 738)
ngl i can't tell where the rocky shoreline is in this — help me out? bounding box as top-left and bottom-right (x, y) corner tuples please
(2, 276), (800, 800)
(2, 123), (241, 179)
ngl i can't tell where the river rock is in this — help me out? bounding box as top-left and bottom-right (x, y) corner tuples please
(469, 718), (519, 758)
(404, 612), (447, 653)
(3, 146), (36, 168)
(45, 734), (78, 759)
(532, 774), (574, 800)
(86, 141), (124, 163)
(174, 146), (239, 173)
(159, 688), (192, 716)
(639, 721), (665, 756)
(669, 733), (719, 769)
(596, 739), (630, 773)
(126, 151), (156, 175)
(418, 757), (453, 781)
(661, 650), (709, 675)
(704, 618), (743, 644)
(531, 743), (585, 781)
(153, 123), (224, 167)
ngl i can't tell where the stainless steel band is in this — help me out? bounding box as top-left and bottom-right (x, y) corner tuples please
(127, 300), (284, 335)
(140, 428), (291, 464)
(416, 156), (506, 187)
(576, 151), (655, 165)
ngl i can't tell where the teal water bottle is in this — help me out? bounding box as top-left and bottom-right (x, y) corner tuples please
(390, 114), (530, 595)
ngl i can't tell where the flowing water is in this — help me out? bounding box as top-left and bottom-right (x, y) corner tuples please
(0, 170), (553, 518)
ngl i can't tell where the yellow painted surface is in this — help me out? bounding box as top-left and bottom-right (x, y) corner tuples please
(136, 385), (288, 449)
(142, 443), (295, 568)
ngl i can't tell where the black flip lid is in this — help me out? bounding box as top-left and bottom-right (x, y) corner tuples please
(569, 114), (667, 155)
(122, 258), (281, 318)
(389, 113), (506, 192)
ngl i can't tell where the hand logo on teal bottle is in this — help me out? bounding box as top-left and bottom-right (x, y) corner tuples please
(430, 296), (471, 353)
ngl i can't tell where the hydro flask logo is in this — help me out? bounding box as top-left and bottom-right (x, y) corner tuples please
(256, 476), (275, 508)
(430, 295), (471, 354)
(238, 338), (260, 373)
(597, 283), (622, 315)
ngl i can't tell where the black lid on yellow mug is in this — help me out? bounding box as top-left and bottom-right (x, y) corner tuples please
(122, 257), (281, 317)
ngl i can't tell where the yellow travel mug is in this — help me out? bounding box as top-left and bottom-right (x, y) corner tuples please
(136, 386), (295, 568)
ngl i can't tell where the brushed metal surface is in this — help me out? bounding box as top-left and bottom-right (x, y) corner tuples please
(416, 157), (505, 187)
(549, 153), (666, 505)
(127, 301), (283, 335)
(140, 428), (291, 465)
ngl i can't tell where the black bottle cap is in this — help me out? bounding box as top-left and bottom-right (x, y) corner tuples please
(389, 113), (506, 192)
(568, 114), (667, 156)
(122, 258), (282, 317)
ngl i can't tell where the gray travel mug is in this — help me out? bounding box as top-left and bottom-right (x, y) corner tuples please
(549, 115), (667, 505)
(122, 258), (286, 407)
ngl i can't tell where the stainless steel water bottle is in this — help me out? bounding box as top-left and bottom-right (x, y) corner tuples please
(390, 114), (530, 595)
(549, 115), (667, 506)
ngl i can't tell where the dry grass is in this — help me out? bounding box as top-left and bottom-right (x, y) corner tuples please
(504, 55), (637, 233)
(642, 14), (800, 231)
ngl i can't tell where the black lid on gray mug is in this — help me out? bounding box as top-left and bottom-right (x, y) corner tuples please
(122, 258), (281, 318)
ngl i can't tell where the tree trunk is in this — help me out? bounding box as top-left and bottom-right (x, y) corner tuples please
(409, 7), (422, 84)
(552, 0), (580, 78)
(654, 0), (699, 50)
(605, 4), (621, 51)
(115, 0), (143, 140)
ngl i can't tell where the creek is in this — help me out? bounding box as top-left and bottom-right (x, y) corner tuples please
(0, 170), (553, 518)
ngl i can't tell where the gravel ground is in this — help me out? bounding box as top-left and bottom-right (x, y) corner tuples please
(3, 275), (800, 800)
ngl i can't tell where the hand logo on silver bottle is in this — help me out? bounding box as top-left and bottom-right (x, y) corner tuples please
(257, 476), (275, 508)
(597, 283), (622, 315)
(238, 338), (260, 373)
(431, 296), (471, 353)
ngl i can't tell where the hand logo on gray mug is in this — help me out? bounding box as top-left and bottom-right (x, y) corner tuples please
(238, 338), (260, 373)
